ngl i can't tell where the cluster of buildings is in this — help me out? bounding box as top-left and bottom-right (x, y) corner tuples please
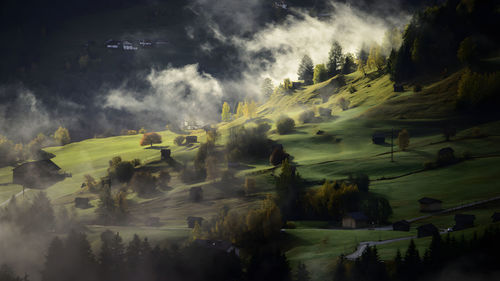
(104, 39), (168, 51)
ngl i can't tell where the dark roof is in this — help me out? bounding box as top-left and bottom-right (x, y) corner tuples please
(372, 132), (385, 138)
(417, 223), (438, 232)
(438, 147), (454, 153)
(14, 159), (61, 172)
(346, 212), (368, 221)
(454, 214), (476, 221)
(393, 220), (410, 226)
(418, 197), (442, 204)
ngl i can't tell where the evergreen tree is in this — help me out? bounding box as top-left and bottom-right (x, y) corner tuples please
(261, 78), (274, 98)
(42, 237), (65, 281)
(402, 239), (421, 281)
(327, 41), (343, 77)
(342, 53), (357, 74)
(297, 55), (314, 85)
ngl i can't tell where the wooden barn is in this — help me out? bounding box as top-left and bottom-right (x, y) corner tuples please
(185, 136), (198, 144)
(161, 149), (171, 160)
(417, 223), (439, 238)
(453, 214), (475, 231)
(418, 197), (442, 212)
(393, 220), (410, 231)
(372, 133), (386, 144)
(13, 159), (67, 188)
(342, 212), (369, 229)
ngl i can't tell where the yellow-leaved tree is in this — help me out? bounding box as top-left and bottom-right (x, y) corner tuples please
(221, 102), (232, 122)
(235, 102), (244, 119)
(54, 126), (71, 145)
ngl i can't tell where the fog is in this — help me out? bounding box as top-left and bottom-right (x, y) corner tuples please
(102, 1), (409, 126)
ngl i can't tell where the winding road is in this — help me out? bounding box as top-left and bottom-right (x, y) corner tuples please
(344, 195), (500, 260)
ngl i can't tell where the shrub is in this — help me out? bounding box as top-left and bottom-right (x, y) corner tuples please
(158, 169), (171, 189)
(284, 221), (296, 229)
(348, 84), (357, 93)
(131, 158), (141, 167)
(114, 161), (135, 183)
(138, 127), (147, 134)
(174, 136), (185, 146)
(269, 146), (290, 166)
(413, 84), (422, 92)
(276, 116), (295, 135)
(226, 125), (273, 161)
(129, 171), (157, 195)
(298, 110), (316, 124)
(82, 174), (99, 192)
(127, 130), (138, 135)
(189, 186), (203, 202)
(398, 129), (410, 151)
(140, 132), (162, 147)
(337, 97), (350, 111)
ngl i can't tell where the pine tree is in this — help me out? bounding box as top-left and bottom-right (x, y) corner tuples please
(313, 64), (328, 84)
(261, 78), (274, 97)
(42, 237), (65, 281)
(327, 41), (343, 77)
(221, 102), (232, 122)
(298, 55), (314, 85)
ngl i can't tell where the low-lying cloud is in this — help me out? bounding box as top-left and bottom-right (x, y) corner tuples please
(104, 64), (223, 125)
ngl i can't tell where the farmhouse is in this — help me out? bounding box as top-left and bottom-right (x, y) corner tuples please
(437, 147), (456, 165)
(13, 160), (67, 188)
(342, 212), (369, 229)
(123, 41), (138, 51)
(185, 136), (198, 144)
(418, 197), (442, 212)
(187, 216), (204, 228)
(139, 39), (153, 47)
(372, 133), (386, 144)
(161, 149), (171, 160)
(453, 214), (475, 230)
(105, 39), (121, 49)
(417, 223), (439, 238)
(194, 239), (240, 256)
(392, 220), (410, 231)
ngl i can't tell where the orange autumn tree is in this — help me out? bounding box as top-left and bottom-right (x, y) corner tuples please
(140, 132), (162, 147)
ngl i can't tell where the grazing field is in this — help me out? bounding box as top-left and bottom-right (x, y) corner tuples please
(2, 70), (499, 281)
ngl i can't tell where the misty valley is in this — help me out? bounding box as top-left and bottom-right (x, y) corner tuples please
(1, 1), (500, 281)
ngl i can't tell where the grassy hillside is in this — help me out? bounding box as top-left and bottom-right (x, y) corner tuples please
(2, 69), (499, 280)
